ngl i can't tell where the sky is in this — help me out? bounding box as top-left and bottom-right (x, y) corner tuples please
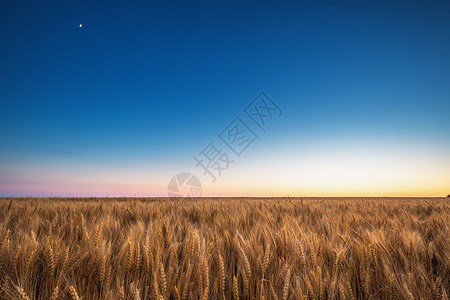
(1, 0), (449, 197)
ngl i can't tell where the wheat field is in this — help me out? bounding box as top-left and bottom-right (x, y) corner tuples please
(0, 197), (448, 300)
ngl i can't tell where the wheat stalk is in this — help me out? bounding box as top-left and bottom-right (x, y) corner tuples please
(282, 268), (290, 300)
(233, 276), (239, 300)
(69, 286), (80, 300)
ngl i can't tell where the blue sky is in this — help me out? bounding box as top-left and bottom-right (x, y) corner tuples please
(1, 0), (449, 196)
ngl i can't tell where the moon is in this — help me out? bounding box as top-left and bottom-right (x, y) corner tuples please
(79, 24), (83, 28)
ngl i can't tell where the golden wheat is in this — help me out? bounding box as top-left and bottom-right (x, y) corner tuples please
(0, 197), (448, 299)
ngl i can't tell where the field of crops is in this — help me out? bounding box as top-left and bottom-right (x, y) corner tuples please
(0, 197), (448, 299)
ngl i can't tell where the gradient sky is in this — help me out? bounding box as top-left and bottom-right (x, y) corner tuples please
(1, 0), (449, 197)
